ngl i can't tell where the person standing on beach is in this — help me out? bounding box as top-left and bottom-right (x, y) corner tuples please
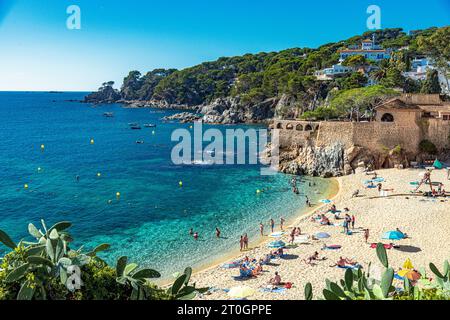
(215, 227), (221, 238)
(269, 219), (275, 233)
(259, 222), (264, 236)
(280, 217), (285, 231)
(243, 233), (249, 250)
(239, 236), (244, 251)
(364, 229), (370, 243)
(351, 215), (355, 229)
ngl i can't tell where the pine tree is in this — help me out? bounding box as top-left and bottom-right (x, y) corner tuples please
(421, 69), (441, 94)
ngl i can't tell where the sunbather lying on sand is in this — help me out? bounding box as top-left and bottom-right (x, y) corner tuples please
(303, 251), (326, 265)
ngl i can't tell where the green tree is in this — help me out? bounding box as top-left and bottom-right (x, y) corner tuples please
(421, 69), (441, 94)
(418, 26), (450, 90)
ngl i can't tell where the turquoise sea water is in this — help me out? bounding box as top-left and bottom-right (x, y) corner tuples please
(0, 92), (330, 279)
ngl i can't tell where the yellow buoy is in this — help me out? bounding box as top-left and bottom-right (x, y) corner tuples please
(189, 125), (193, 129)
(152, 131), (155, 135)
(40, 144), (45, 150)
(37, 167), (42, 172)
(97, 173), (101, 177)
(90, 139), (95, 145)
(256, 189), (261, 194)
(24, 184), (29, 189)
(116, 192), (121, 198)
(179, 181), (183, 187)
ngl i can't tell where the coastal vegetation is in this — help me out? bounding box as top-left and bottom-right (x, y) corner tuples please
(0, 220), (206, 300)
(86, 26), (449, 122)
(305, 243), (450, 300)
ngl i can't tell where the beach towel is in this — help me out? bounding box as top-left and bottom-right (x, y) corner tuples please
(260, 287), (287, 294)
(221, 261), (241, 269)
(322, 245), (342, 250)
(370, 243), (393, 249)
(338, 264), (361, 270)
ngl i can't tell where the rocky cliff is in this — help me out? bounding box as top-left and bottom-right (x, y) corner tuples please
(277, 141), (411, 177)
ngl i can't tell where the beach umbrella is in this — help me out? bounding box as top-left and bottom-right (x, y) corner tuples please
(268, 240), (286, 248)
(433, 159), (443, 169)
(315, 232), (330, 239)
(405, 270), (421, 281)
(402, 258), (414, 270)
(269, 232), (285, 238)
(382, 231), (405, 241)
(320, 199), (332, 204)
(228, 286), (255, 299)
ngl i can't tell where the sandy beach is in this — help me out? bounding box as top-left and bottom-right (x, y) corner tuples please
(192, 168), (450, 300)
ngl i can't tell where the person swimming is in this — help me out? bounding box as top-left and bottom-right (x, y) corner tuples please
(215, 227), (221, 238)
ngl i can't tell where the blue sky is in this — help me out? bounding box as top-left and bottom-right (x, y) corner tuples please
(0, 0), (448, 91)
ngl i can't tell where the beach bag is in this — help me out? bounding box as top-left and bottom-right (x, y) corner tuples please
(284, 282), (292, 289)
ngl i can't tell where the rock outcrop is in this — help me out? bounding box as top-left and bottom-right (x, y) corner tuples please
(162, 112), (202, 123)
(278, 142), (346, 177)
(84, 85), (121, 104)
(198, 96), (278, 124)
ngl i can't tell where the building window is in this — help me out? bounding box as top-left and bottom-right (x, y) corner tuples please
(286, 123), (294, 130)
(305, 124), (313, 131)
(296, 124), (303, 131)
(443, 115), (450, 121)
(276, 123), (283, 129)
(381, 113), (394, 122)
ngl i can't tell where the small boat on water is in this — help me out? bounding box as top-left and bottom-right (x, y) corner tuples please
(144, 124), (157, 128)
(136, 140), (144, 144)
(130, 125), (141, 130)
(103, 112), (114, 117)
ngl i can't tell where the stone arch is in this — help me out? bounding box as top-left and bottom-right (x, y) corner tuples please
(276, 122), (283, 129)
(381, 113), (394, 122)
(296, 124), (303, 131)
(304, 124), (313, 131)
(286, 123), (294, 130)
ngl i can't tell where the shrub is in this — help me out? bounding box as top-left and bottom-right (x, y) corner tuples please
(0, 220), (206, 300)
(419, 139), (438, 154)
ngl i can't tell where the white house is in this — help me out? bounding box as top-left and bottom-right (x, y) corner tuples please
(339, 38), (391, 62)
(314, 64), (354, 81)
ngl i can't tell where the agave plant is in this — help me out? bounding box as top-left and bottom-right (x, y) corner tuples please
(0, 220), (110, 300)
(166, 267), (208, 300)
